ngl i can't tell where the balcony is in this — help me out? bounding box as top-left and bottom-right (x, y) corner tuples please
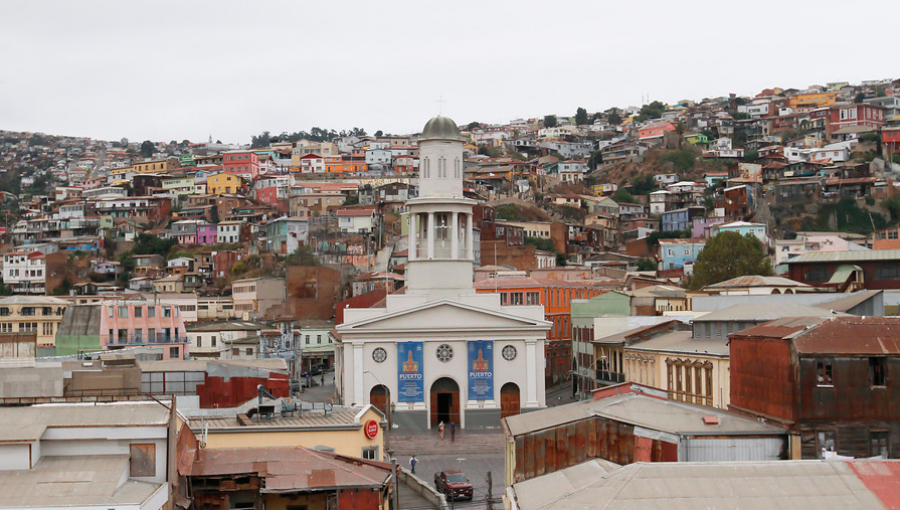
(105, 335), (190, 347)
(595, 369), (626, 385)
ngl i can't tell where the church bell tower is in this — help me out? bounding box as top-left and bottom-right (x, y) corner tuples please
(406, 116), (477, 297)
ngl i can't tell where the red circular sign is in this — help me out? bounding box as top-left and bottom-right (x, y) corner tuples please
(364, 419), (379, 439)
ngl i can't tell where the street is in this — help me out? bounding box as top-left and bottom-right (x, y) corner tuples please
(406, 454), (504, 510)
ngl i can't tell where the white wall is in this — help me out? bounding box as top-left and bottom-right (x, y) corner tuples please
(0, 444), (30, 470)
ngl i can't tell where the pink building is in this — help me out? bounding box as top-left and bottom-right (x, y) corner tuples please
(99, 299), (189, 360)
(197, 223), (218, 245)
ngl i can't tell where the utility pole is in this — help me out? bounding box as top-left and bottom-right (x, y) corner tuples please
(486, 471), (494, 510)
(390, 452), (399, 510)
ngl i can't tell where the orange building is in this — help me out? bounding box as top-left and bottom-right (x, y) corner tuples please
(325, 156), (367, 174)
(474, 273), (617, 386)
(873, 226), (900, 250)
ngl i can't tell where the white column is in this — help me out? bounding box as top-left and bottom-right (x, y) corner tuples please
(451, 211), (459, 259)
(408, 213), (417, 261)
(466, 213), (474, 260)
(525, 339), (539, 407)
(427, 212), (435, 259)
(353, 343), (364, 406)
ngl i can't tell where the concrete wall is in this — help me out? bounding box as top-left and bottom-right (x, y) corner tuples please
(0, 444), (30, 470)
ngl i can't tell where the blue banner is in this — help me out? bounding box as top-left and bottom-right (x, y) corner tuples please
(468, 341), (494, 401)
(397, 342), (424, 402)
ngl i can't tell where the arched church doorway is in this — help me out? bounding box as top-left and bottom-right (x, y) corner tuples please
(370, 385), (390, 421)
(500, 382), (521, 419)
(430, 377), (460, 428)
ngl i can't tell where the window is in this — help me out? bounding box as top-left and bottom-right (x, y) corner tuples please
(134, 329), (142, 343)
(500, 293), (508, 306)
(362, 446), (379, 460)
(148, 306), (156, 318)
(232, 348), (240, 356)
(197, 336), (202, 348)
(246, 348), (253, 355)
(870, 431), (889, 458)
(108, 306), (114, 318)
(869, 357), (886, 386)
(118, 306), (128, 318)
(42, 307), (52, 316)
(130, 443), (156, 477)
(510, 292), (524, 306)
(816, 360), (833, 386)
(148, 328), (156, 343)
(163, 306), (171, 318)
(817, 430), (836, 458)
(526, 292), (541, 306)
(169, 347), (180, 359)
(135, 306), (142, 318)
(804, 266), (831, 282)
(876, 265), (900, 280)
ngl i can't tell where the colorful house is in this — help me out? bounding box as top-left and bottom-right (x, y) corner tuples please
(638, 121), (675, 141)
(197, 223), (218, 245)
(684, 133), (709, 146)
(207, 172), (243, 195)
(659, 238), (706, 272)
(222, 151), (260, 180)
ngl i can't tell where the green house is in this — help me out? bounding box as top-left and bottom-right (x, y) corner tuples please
(683, 133), (709, 147)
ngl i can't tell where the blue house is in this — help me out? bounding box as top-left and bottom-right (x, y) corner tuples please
(659, 238), (706, 271)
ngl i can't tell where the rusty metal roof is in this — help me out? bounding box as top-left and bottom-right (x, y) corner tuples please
(191, 447), (390, 492)
(733, 316), (900, 355)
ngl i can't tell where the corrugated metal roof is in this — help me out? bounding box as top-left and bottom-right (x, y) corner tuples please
(705, 275), (811, 289)
(512, 460), (893, 510)
(786, 249), (900, 264)
(625, 331), (729, 356)
(191, 409), (364, 431)
(792, 317), (900, 355)
(505, 393), (782, 438)
(191, 447), (390, 491)
(0, 455), (163, 508)
(733, 316), (900, 355)
(693, 303), (847, 323)
(0, 402), (169, 441)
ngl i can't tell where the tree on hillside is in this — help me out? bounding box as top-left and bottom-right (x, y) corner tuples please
(374, 130), (383, 138)
(588, 150), (603, 169)
(140, 140), (155, 158)
(613, 188), (636, 204)
(639, 101), (666, 120)
(251, 131), (271, 148)
(607, 109), (622, 126)
(544, 115), (558, 128)
(575, 107), (589, 126)
(637, 258), (657, 271)
(466, 122), (481, 131)
(855, 92), (866, 104)
(658, 148), (696, 173)
(630, 174), (656, 195)
(689, 231), (773, 290)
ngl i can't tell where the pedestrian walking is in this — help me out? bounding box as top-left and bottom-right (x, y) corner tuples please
(450, 421), (456, 442)
(321, 373), (325, 386)
(305, 373), (310, 388)
(409, 455), (418, 474)
(438, 420), (445, 440)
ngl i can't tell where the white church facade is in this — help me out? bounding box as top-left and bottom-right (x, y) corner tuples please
(334, 116), (550, 430)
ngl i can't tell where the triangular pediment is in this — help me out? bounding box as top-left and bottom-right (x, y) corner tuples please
(337, 300), (548, 334)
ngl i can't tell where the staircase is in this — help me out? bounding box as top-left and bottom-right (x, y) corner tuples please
(387, 430), (505, 456)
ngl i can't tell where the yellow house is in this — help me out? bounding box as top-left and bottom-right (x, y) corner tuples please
(207, 172), (243, 195)
(0, 295), (69, 348)
(623, 330), (730, 409)
(193, 404), (388, 461)
(789, 92), (837, 109)
(111, 157), (180, 176)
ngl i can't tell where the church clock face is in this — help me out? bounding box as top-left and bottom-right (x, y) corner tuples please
(436, 344), (454, 363)
(502, 345), (517, 361)
(372, 348), (387, 363)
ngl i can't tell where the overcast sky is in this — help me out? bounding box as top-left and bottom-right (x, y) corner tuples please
(1, 0), (893, 144)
